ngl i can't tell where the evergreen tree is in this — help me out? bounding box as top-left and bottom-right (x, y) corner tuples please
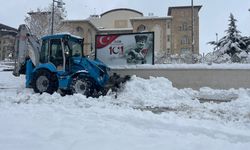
(209, 13), (246, 57)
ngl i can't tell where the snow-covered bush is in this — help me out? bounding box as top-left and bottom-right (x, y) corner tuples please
(155, 52), (203, 64)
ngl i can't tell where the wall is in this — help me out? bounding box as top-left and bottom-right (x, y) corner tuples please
(100, 9), (143, 29)
(111, 68), (250, 90)
(0, 35), (15, 60)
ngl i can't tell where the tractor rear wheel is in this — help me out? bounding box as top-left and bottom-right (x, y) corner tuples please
(32, 70), (58, 94)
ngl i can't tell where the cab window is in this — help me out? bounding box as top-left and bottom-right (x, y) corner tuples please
(49, 39), (64, 70)
(40, 39), (49, 63)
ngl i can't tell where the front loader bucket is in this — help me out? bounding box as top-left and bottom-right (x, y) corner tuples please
(103, 73), (131, 95)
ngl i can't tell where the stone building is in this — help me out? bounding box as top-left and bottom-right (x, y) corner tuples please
(0, 24), (17, 60)
(168, 6), (201, 55)
(61, 6), (202, 56)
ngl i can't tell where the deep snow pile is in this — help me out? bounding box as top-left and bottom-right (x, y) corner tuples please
(0, 71), (250, 150)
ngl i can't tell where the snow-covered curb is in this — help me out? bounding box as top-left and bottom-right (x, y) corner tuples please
(110, 63), (250, 70)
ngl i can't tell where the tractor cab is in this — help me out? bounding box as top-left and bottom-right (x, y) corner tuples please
(40, 34), (83, 72)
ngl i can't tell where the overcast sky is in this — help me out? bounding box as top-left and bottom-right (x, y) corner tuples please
(0, 0), (250, 54)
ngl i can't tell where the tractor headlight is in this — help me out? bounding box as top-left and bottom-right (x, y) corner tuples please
(98, 76), (103, 81)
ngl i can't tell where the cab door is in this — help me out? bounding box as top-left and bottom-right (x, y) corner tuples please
(49, 39), (65, 71)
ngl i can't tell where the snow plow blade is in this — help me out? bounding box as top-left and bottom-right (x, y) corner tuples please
(101, 73), (131, 95)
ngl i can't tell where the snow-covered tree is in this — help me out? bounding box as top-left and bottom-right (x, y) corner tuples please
(25, 4), (66, 38)
(209, 13), (246, 59)
(242, 36), (250, 52)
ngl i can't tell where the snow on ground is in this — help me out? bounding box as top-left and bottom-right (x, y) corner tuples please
(0, 67), (250, 149)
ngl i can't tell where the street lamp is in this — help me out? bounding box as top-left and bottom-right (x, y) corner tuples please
(51, 0), (65, 35)
(191, 0), (195, 63)
(191, 0), (194, 54)
(214, 33), (218, 52)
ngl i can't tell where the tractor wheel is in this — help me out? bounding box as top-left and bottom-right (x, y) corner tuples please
(32, 70), (58, 94)
(70, 76), (94, 97)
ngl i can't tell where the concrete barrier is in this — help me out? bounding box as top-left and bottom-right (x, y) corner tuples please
(111, 68), (250, 90)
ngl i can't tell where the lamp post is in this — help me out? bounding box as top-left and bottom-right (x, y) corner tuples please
(51, 0), (65, 35)
(190, 0), (195, 63)
(216, 33), (218, 43)
(191, 0), (194, 54)
(213, 33), (218, 53)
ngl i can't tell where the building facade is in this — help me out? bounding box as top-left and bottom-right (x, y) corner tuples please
(61, 6), (202, 57)
(168, 6), (201, 55)
(0, 24), (17, 60)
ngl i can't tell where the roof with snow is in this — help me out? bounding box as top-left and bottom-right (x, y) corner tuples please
(0, 23), (17, 36)
(62, 19), (98, 30)
(0, 23), (17, 31)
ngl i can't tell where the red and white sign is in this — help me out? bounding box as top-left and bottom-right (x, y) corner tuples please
(95, 32), (154, 66)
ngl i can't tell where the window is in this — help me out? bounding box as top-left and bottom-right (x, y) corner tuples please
(63, 38), (83, 57)
(76, 26), (84, 33)
(137, 24), (146, 32)
(167, 22), (171, 29)
(40, 40), (49, 63)
(183, 22), (188, 31)
(167, 48), (171, 54)
(189, 26), (192, 30)
(181, 36), (189, 45)
(51, 39), (63, 58)
(69, 40), (83, 57)
(179, 22), (188, 31)
(180, 48), (191, 54)
(167, 35), (171, 42)
(50, 39), (64, 69)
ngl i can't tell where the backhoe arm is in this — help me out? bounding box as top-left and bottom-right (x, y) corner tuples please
(13, 24), (40, 76)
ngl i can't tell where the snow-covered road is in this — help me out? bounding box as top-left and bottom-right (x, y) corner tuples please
(0, 71), (250, 150)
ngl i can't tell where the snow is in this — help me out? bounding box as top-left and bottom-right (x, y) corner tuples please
(0, 62), (13, 72)
(0, 66), (250, 149)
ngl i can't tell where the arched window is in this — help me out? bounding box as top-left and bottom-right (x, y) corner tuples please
(137, 24), (146, 32)
(75, 26), (84, 34)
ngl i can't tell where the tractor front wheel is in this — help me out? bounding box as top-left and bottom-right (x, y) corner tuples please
(70, 76), (94, 97)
